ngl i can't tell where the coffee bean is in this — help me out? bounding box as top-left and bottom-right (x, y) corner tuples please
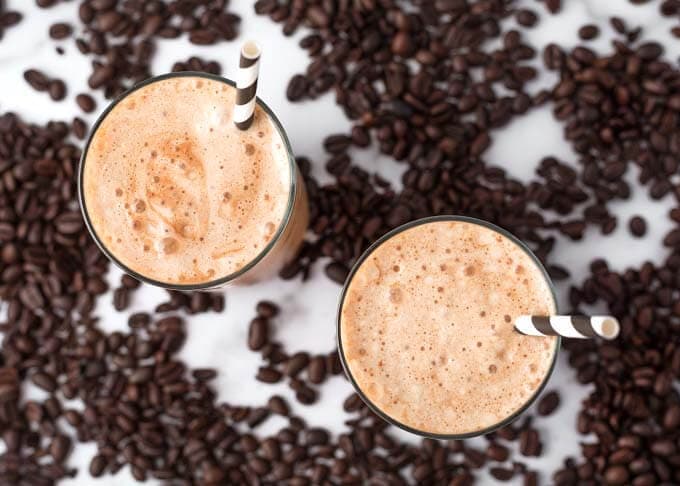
(89, 455), (107, 477)
(663, 404), (680, 429)
(113, 287), (129, 311)
(516, 10), (538, 28)
(295, 386), (317, 405)
(603, 465), (629, 485)
(629, 216), (647, 237)
(523, 470), (538, 486)
(285, 351), (310, 377)
(267, 395), (290, 416)
(324, 262), (348, 284)
(247, 407), (270, 428)
(31, 372), (57, 392)
(76, 93), (96, 113)
(256, 367), (282, 383)
(464, 448), (486, 469)
(305, 428), (329, 446)
(391, 31), (415, 57)
(578, 24), (599, 40)
(248, 317), (269, 351)
(88, 65), (115, 89)
(287, 75), (309, 101)
(536, 390), (560, 416)
(486, 443), (509, 462)
(519, 429), (542, 457)
(23, 69), (49, 91)
(543, 0), (561, 13)
(490, 467), (514, 481)
(72, 117), (87, 139)
(49, 22), (72, 40)
(0, 10), (22, 29)
(307, 355), (326, 384)
(49, 435), (71, 462)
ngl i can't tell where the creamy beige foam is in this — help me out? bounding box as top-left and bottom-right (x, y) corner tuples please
(82, 76), (292, 284)
(340, 220), (557, 436)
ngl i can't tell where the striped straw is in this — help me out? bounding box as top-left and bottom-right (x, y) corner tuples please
(515, 315), (620, 340)
(234, 40), (261, 130)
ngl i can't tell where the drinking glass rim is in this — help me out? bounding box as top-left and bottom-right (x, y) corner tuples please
(336, 215), (561, 440)
(77, 71), (299, 290)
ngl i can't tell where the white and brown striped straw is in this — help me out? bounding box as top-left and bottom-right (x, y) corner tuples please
(515, 315), (620, 340)
(234, 40), (261, 130)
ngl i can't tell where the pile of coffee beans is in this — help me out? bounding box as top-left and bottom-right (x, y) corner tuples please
(247, 301), (343, 406)
(1, 0), (680, 484)
(171, 56), (222, 75)
(72, 0), (240, 99)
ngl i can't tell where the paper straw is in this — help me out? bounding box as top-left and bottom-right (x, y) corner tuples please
(515, 315), (620, 340)
(234, 40), (261, 130)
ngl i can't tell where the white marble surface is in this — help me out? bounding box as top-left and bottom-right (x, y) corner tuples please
(0, 0), (678, 484)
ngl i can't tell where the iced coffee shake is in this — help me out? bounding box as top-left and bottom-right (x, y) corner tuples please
(338, 216), (558, 437)
(79, 73), (308, 288)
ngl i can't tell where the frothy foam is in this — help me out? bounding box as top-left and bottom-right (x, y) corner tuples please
(340, 220), (557, 436)
(82, 76), (291, 284)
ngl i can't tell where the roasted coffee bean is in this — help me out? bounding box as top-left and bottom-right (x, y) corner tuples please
(23, 69), (49, 91)
(285, 352), (310, 377)
(267, 395), (290, 416)
(324, 262), (349, 284)
(72, 117), (87, 139)
(76, 93), (96, 113)
(603, 465), (629, 485)
(88, 65), (115, 89)
(31, 372), (57, 392)
(307, 355), (326, 384)
(578, 24), (599, 40)
(248, 317), (269, 351)
(247, 407), (270, 428)
(287, 75), (309, 101)
(629, 216), (647, 237)
(486, 443), (510, 462)
(47, 79), (67, 101)
(113, 287), (129, 311)
(490, 467), (514, 481)
(295, 386), (317, 405)
(516, 10), (538, 27)
(0, 10), (22, 31)
(519, 429), (542, 457)
(537, 390), (560, 416)
(305, 428), (329, 446)
(256, 367), (282, 383)
(256, 300), (279, 318)
(49, 22), (72, 40)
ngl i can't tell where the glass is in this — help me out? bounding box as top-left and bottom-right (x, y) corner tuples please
(336, 215), (560, 440)
(78, 72), (308, 290)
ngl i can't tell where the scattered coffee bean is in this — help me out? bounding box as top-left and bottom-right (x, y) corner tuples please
(629, 216), (647, 237)
(76, 93), (96, 113)
(72, 117), (87, 139)
(248, 317), (269, 351)
(578, 24), (599, 40)
(49, 22), (72, 40)
(537, 390), (560, 416)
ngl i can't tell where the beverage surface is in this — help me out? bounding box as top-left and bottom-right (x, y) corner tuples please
(340, 219), (557, 435)
(82, 76), (292, 284)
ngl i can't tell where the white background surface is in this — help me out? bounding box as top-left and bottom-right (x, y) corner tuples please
(0, 1), (678, 484)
